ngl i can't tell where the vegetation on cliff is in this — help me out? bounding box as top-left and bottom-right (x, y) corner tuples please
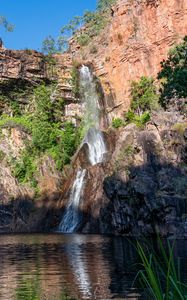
(0, 82), (81, 192)
(0, 16), (14, 32)
(42, 0), (116, 53)
(158, 36), (187, 113)
(112, 37), (186, 130)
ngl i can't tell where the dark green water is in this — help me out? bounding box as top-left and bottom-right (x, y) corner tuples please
(0, 234), (186, 300)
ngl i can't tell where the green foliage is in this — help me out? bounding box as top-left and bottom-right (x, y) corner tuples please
(158, 37), (187, 107)
(90, 45), (98, 54)
(112, 118), (124, 128)
(124, 76), (157, 128)
(97, 0), (116, 11)
(76, 33), (91, 46)
(81, 10), (109, 41)
(0, 79), (34, 116)
(0, 150), (5, 162)
(172, 122), (187, 136)
(0, 115), (33, 132)
(137, 238), (187, 299)
(0, 16), (14, 31)
(130, 76), (159, 114)
(42, 2), (112, 52)
(0, 84), (81, 189)
(34, 84), (53, 121)
(60, 122), (79, 165)
(71, 65), (80, 97)
(125, 111), (151, 128)
(13, 148), (37, 188)
(32, 121), (56, 151)
(10, 101), (21, 116)
(47, 122), (80, 170)
(31, 85), (80, 170)
(41, 35), (58, 54)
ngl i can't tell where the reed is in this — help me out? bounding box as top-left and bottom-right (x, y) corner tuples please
(136, 238), (187, 299)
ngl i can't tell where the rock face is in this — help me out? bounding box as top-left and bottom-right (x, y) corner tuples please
(1, 0), (186, 120)
(70, 0), (187, 118)
(0, 49), (48, 82)
(75, 112), (187, 237)
(0, 0), (186, 236)
(0, 126), (62, 232)
(55, 110), (187, 237)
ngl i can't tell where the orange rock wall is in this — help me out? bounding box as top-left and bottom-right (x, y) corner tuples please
(71, 0), (187, 118)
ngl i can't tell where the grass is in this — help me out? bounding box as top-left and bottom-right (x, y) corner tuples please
(136, 238), (187, 299)
(0, 115), (33, 132)
(173, 123), (187, 136)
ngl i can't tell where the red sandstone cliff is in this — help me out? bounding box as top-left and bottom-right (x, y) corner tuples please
(1, 0), (186, 120)
(70, 0), (187, 118)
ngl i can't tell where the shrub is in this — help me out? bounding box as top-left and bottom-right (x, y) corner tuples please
(0, 83), (82, 189)
(173, 122), (187, 136)
(90, 45), (98, 54)
(0, 79), (34, 116)
(71, 65), (80, 97)
(60, 122), (79, 165)
(112, 118), (124, 128)
(0, 115), (32, 132)
(42, 1), (113, 52)
(0, 150), (5, 162)
(0, 16), (14, 31)
(13, 149), (37, 188)
(32, 121), (56, 151)
(41, 35), (57, 54)
(158, 36), (187, 109)
(47, 122), (80, 170)
(130, 76), (159, 114)
(76, 33), (91, 46)
(97, 0), (116, 11)
(137, 111), (151, 125)
(125, 110), (136, 122)
(34, 85), (53, 121)
(125, 111), (151, 128)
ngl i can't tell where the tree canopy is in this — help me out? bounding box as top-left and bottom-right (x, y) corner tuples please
(0, 16), (14, 32)
(97, 0), (116, 11)
(158, 36), (187, 108)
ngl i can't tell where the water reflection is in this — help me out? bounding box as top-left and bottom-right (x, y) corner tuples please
(0, 234), (186, 300)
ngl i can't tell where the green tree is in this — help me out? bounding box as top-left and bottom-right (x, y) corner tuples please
(130, 76), (159, 114)
(158, 36), (187, 109)
(41, 35), (57, 54)
(97, 0), (116, 11)
(0, 16), (14, 31)
(34, 84), (53, 121)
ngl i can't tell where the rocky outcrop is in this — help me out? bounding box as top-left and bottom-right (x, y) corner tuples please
(83, 112), (187, 237)
(70, 0), (187, 118)
(57, 111), (186, 237)
(0, 126), (62, 232)
(0, 49), (48, 83)
(0, 0), (186, 236)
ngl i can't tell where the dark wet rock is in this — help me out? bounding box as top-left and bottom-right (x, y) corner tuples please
(74, 112), (187, 237)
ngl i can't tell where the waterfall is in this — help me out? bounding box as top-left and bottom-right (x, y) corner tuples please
(84, 127), (106, 165)
(80, 65), (107, 165)
(59, 65), (107, 233)
(59, 169), (86, 233)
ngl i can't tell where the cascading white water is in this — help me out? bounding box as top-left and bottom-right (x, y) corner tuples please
(80, 65), (107, 165)
(84, 127), (106, 165)
(59, 169), (86, 233)
(59, 65), (107, 232)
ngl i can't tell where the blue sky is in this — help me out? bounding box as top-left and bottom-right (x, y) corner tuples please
(0, 0), (96, 51)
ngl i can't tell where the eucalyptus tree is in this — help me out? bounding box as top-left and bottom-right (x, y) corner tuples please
(0, 16), (14, 31)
